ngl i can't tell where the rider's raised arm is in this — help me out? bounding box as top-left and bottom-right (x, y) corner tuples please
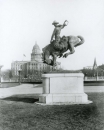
(58, 24), (66, 29)
(60, 20), (68, 29)
(51, 28), (56, 41)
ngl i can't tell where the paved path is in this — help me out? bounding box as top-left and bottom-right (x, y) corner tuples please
(0, 84), (42, 98)
(84, 86), (104, 92)
(0, 84), (104, 98)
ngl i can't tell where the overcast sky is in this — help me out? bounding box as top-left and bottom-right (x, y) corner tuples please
(0, 0), (104, 70)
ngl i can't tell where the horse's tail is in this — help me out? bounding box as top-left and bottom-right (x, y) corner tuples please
(77, 35), (85, 44)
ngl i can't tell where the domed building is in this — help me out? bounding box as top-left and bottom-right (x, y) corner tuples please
(11, 42), (61, 82)
(31, 43), (42, 62)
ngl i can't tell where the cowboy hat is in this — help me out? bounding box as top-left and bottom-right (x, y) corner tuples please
(52, 21), (59, 25)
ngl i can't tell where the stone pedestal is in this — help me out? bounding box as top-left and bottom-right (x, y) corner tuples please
(37, 73), (92, 105)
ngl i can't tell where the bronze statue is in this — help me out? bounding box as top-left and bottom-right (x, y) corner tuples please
(42, 20), (85, 66)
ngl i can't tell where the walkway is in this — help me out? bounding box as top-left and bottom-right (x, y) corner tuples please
(0, 84), (42, 98)
(84, 86), (104, 92)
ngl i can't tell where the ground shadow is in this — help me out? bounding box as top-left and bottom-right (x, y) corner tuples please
(2, 96), (39, 103)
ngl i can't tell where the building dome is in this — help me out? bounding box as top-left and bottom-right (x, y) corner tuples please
(31, 43), (42, 62)
(32, 43), (41, 54)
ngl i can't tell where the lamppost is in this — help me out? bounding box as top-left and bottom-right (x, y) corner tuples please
(96, 70), (98, 81)
(0, 65), (3, 87)
(103, 71), (104, 79)
(84, 73), (86, 81)
(18, 69), (22, 85)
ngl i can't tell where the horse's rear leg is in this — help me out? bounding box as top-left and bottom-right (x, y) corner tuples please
(52, 54), (57, 66)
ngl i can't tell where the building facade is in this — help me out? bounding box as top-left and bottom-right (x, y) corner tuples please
(11, 61), (28, 76)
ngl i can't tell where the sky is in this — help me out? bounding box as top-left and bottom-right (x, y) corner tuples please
(0, 0), (104, 70)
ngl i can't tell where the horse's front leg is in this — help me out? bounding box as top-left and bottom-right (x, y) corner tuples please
(63, 50), (75, 58)
(63, 43), (75, 58)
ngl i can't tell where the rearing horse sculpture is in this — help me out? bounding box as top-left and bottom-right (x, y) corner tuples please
(42, 35), (85, 66)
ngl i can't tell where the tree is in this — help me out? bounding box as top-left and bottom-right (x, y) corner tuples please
(1, 69), (13, 80)
(8, 70), (13, 79)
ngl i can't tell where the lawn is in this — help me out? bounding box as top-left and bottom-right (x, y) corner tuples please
(0, 93), (104, 130)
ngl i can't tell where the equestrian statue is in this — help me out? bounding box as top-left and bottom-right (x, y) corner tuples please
(42, 20), (85, 66)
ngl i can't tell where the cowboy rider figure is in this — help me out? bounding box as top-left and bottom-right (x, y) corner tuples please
(50, 20), (68, 43)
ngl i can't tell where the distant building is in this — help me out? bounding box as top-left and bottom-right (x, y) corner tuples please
(11, 61), (28, 76)
(83, 66), (93, 69)
(93, 58), (97, 70)
(82, 58), (104, 81)
(83, 58), (97, 70)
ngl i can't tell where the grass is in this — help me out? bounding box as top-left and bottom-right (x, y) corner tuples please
(0, 93), (104, 130)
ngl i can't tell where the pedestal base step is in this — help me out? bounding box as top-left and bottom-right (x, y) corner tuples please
(36, 100), (92, 105)
(36, 93), (93, 105)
